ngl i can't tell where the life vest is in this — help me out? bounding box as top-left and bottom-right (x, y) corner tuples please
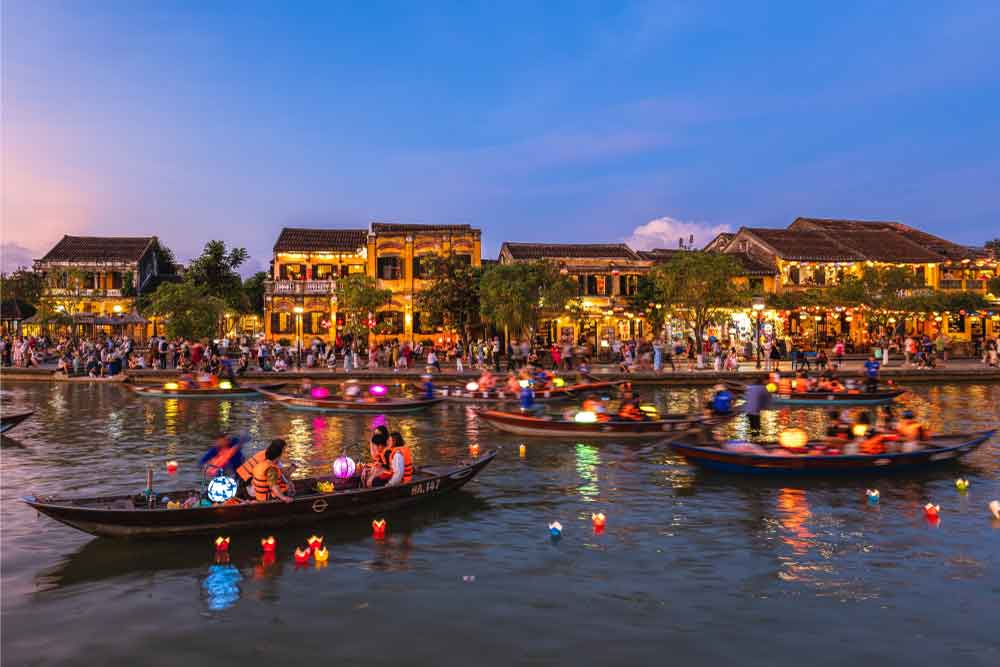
(897, 419), (926, 442)
(778, 378), (792, 393)
(383, 446), (414, 483)
(711, 391), (733, 414)
(205, 445), (239, 477)
(860, 433), (896, 455)
(252, 458), (287, 502)
(237, 451), (267, 482)
(618, 403), (642, 421)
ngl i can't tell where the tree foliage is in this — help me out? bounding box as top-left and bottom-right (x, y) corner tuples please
(334, 273), (392, 340)
(413, 255), (481, 340)
(145, 282), (226, 340)
(985, 238), (1000, 256)
(1, 268), (45, 306)
(242, 271), (269, 315)
(648, 252), (744, 340)
(479, 261), (577, 336)
(628, 275), (668, 335)
(184, 240), (249, 311)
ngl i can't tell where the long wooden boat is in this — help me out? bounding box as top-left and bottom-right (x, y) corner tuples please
(478, 408), (726, 438)
(258, 388), (443, 413)
(770, 388), (905, 405)
(22, 451), (496, 538)
(125, 382), (286, 398)
(443, 380), (623, 404)
(1, 411), (33, 434)
(668, 429), (995, 474)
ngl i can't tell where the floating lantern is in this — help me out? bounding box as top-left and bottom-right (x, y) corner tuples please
(215, 536), (230, 552)
(955, 478), (969, 492)
(778, 428), (808, 450)
(552, 377), (566, 388)
(372, 519), (387, 539)
(368, 384), (388, 397)
(314, 546), (329, 563)
(167, 500), (182, 509)
(519, 444), (526, 458)
(316, 480), (334, 493)
(591, 512), (606, 529)
(469, 443), (480, 457)
(261, 536), (277, 553)
(866, 489), (880, 504)
(166, 460), (179, 474)
(307, 535), (324, 552)
(549, 521), (563, 538)
(519, 379), (530, 388)
(765, 382), (777, 393)
(207, 475), (238, 503)
(924, 503), (940, 519)
(639, 405), (659, 416)
(163, 382), (179, 390)
(333, 456), (357, 479)
(219, 380), (233, 390)
(574, 410), (597, 423)
(311, 386), (330, 399)
(990, 500), (1000, 520)
(852, 424), (869, 438)
(465, 382), (479, 392)
(294, 546), (311, 565)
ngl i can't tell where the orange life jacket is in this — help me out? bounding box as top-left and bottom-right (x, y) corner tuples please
(252, 458), (287, 502)
(778, 378), (792, 393)
(897, 420), (927, 442)
(385, 445), (414, 483)
(618, 404), (643, 421)
(860, 433), (896, 455)
(205, 445), (239, 477)
(237, 451), (266, 482)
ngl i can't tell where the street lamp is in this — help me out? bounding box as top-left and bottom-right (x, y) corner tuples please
(752, 296), (766, 369)
(293, 306), (304, 367)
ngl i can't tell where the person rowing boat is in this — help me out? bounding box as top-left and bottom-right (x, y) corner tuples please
(199, 433), (248, 478)
(251, 439), (295, 503)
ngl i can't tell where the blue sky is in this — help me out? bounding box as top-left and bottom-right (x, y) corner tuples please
(3, 1), (999, 273)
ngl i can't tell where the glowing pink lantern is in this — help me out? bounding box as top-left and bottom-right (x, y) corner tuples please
(333, 455), (357, 479)
(369, 384), (388, 398)
(311, 386), (330, 399)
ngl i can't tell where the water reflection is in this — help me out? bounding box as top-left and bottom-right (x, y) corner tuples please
(574, 443), (601, 501)
(202, 560), (242, 611)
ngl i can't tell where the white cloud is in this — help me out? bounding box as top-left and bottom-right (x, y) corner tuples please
(625, 216), (732, 251)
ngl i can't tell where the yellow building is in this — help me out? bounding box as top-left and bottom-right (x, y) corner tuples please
(265, 223), (481, 343)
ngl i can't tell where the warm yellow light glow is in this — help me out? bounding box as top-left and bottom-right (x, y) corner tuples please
(219, 381), (233, 390)
(163, 382), (179, 390)
(112, 304), (123, 313)
(852, 424), (868, 438)
(293, 306), (304, 314)
(574, 411), (598, 423)
(778, 428), (808, 450)
(766, 382), (777, 392)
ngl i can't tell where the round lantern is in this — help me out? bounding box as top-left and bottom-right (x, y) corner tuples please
(552, 377), (566, 388)
(765, 382), (777, 393)
(163, 382), (179, 390)
(311, 386), (330, 399)
(574, 410), (598, 423)
(466, 382), (479, 392)
(165, 460), (179, 474)
(332, 456), (356, 479)
(778, 428), (809, 450)
(218, 381), (233, 390)
(368, 384), (388, 397)
(852, 424), (869, 438)
(207, 475), (239, 502)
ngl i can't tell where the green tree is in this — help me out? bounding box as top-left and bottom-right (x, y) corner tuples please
(479, 261), (577, 336)
(988, 276), (1000, 296)
(985, 238), (1000, 256)
(829, 265), (923, 330)
(648, 252), (743, 341)
(334, 273), (392, 340)
(1, 268), (45, 306)
(413, 255), (481, 341)
(185, 240), (249, 311)
(242, 271), (269, 315)
(627, 275), (667, 335)
(145, 282), (226, 340)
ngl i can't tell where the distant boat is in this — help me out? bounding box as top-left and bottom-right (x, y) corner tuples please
(0, 411), (33, 434)
(258, 388), (443, 413)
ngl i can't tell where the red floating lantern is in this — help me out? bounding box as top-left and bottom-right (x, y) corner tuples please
(469, 444), (480, 457)
(591, 512), (607, 529)
(166, 460), (179, 474)
(261, 536), (277, 553)
(214, 536), (230, 553)
(924, 503), (940, 519)
(294, 546), (311, 565)
(307, 535), (324, 552)
(372, 518), (387, 539)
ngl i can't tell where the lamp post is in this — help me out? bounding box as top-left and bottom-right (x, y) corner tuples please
(752, 296), (766, 369)
(293, 305), (304, 368)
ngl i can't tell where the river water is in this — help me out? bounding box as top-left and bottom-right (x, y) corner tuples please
(1, 380), (998, 666)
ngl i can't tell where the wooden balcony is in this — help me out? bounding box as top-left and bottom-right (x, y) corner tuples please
(265, 280), (336, 296)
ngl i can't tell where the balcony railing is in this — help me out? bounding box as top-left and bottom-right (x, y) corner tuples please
(46, 288), (123, 297)
(939, 279), (964, 290)
(266, 280), (336, 296)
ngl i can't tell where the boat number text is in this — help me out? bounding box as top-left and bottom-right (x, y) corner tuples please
(410, 479), (441, 496)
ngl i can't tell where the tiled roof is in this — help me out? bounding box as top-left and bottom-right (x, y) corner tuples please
(38, 236), (154, 264)
(743, 228), (864, 262)
(827, 229), (944, 263)
(703, 232), (735, 252)
(727, 252), (778, 276)
(636, 248), (683, 262)
(791, 217), (986, 261)
(273, 228), (367, 253)
(502, 242), (640, 261)
(370, 223), (475, 233)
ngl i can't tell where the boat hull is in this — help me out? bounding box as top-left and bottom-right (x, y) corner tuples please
(126, 383), (286, 398)
(442, 380), (622, 404)
(771, 389), (905, 406)
(479, 409), (721, 438)
(258, 389), (443, 413)
(23, 452), (495, 538)
(668, 430), (995, 474)
(1, 411), (33, 434)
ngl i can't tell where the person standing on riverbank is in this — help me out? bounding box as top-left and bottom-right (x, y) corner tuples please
(744, 376), (770, 433)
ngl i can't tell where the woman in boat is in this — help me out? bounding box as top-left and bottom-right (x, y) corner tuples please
(615, 399), (645, 421)
(383, 431), (414, 486)
(707, 384), (734, 416)
(200, 434), (247, 479)
(251, 439), (294, 503)
(360, 429), (391, 488)
(895, 410), (929, 452)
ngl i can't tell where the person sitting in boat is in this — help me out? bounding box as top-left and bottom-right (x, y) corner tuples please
(505, 372), (521, 395)
(382, 431), (414, 486)
(360, 428), (391, 488)
(200, 433), (247, 478)
(300, 377), (314, 396)
(519, 382), (537, 413)
(478, 369), (496, 391)
(533, 369), (553, 391)
(708, 384), (735, 415)
(343, 379), (361, 400)
(581, 394), (610, 421)
(420, 373), (435, 399)
(616, 399), (645, 421)
(895, 410), (929, 452)
(862, 355), (881, 393)
(824, 410), (852, 441)
(252, 439), (294, 503)
(177, 373), (197, 390)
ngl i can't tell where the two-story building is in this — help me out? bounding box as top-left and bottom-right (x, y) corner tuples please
(264, 223), (482, 344)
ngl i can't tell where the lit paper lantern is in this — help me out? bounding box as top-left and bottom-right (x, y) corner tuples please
(215, 536), (230, 552)
(219, 380), (233, 390)
(778, 428), (808, 450)
(333, 456), (357, 479)
(261, 536), (277, 553)
(372, 518), (387, 539)
(990, 501), (1000, 520)
(519, 444), (526, 458)
(552, 377), (566, 388)
(311, 386), (330, 399)
(519, 379), (530, 388)
(166, 460), (179, 474)
(639, 405), (659, 416)
(466, 382), (479, 392)
(368, 384), (388, 397)
(923, 503), (940, 519)
(765, 382), (777, 393)
(955, 478), (969, 492)
(294, 546), (311, 565)
(469, 444), (480, 457)
(574, 410), (598, 423)
(591, 512), (606, 529)
(314, 546), (329, 564)
(316, 480), (334, 493)
(549, 521), (563, 538)
(207, 475), (238, 503)
(866, 489), (879, 504)
(852, 424), (869, 438)
(307, 535), (324, 552)
(163, 382), (179, 390)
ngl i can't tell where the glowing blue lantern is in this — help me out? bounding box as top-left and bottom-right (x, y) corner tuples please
(207, 475), (239, 503)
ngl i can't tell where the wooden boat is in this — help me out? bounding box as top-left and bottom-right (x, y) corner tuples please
(668, 429), (996, 474)
(478, 408), (726, 438)
(125, 382), (286, 398)
(770, 388), (905, 405)
(22, 451), (496, 538)
(1, 411), (33, 434)
(257, 388), (443, 413)
(442, 380), (623, 404)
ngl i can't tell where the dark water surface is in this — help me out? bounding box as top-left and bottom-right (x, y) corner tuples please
(2, 381), (999, 666)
